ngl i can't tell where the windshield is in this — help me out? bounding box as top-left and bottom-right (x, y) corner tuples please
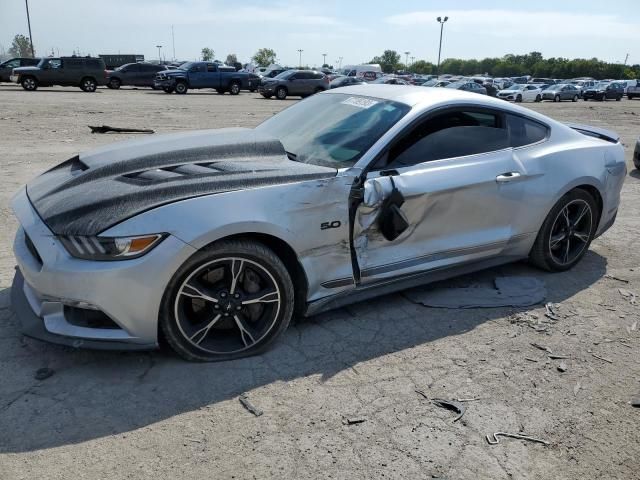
(445, 81), (465, 88)
(255, 94), (410, 168)
(596, 82), (610, 88)
(505, 84), (523, 91)
(273, 70), (295, 80)
(179, 61), (196, 71)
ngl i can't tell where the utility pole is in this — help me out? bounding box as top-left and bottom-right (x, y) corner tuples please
(298, 49), (303, 68)
(25, 0), (35, 57)
(172, 25), (176, 61)
(411, 56), (415, 71)
(436, 16), (449, 76)
(624, 53), (629, 66)
(156, 45), (162, 64)
(404, 51), (410, 71)
(338, 56), (343, 69)
(322, 53), (327, 66)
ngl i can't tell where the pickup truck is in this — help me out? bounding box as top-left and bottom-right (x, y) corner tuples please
(154, 61), (249, 95)
(626, 80), (640, 99)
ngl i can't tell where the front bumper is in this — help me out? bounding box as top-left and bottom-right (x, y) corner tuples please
(153, 77), (177, 89)
(257, 84), (276, 95)
(497, 94), (516, 101)
(9, 74), (19, 83)
(11, 188), (196, 350)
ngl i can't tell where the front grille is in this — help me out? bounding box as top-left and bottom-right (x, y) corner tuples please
(24, 232), (43, 265)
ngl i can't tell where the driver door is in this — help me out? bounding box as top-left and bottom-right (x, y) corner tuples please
(353, 107), (529, 283)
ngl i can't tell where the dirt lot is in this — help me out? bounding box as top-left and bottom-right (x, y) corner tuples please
(0, 84), (639, 480)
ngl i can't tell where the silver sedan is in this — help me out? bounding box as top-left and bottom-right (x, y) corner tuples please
(11, 86), (626, 361)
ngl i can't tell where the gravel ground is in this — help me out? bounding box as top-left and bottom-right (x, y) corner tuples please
(0, 85), (639, 480)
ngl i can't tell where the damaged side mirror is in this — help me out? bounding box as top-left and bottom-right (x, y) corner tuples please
(363, 175), (409, 242)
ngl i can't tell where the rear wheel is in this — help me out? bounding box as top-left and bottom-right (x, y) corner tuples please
(529, 189), (598, 272)
(572, 95), (578, 102)
(108, 78), (121, 89)
(80, 77), (97, 92)
(160, 240), (295, 362)
(175, 81), (188, 94)
(21, 76), (37, 91)
(616, 95), (622, 101)
(516, 94), (522, 103)
(276, 86), (287, 100)
(535, 94), (541, 102)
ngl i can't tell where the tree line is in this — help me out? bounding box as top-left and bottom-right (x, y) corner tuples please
(370, 50), (640, 80)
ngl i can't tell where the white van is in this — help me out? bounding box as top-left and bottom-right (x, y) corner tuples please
(340, 64), (382, 80)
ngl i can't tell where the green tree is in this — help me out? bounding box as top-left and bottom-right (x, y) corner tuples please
(226, 53), (238, 65)
(252, 48), (277, 67)
(370, 50), (401, 73)
(8, 34), (33, 57)
(201, 47), (214, 61)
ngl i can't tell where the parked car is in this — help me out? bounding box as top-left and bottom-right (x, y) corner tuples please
(330, 76), (367, 89)
(106, 63), (166, 89)
(530, 78), (555, 85)
(10, 56), (107, 92)
(153, 61), (249, 95)
(569, 79), (597, 96)
(497, 84), (542, 102)
(541, 84), (580, 102)
(445, 80), (487, 95)
(626, 80), (640, 99)
(10, 85), (625, 361)
(370, 76), (410, 85)
(582, 82), (624, 101)
(422, 79), (450, 87)
(0, 57), (40, 82)
(258, 70), (329, 99)
(634, 136), (640, 170)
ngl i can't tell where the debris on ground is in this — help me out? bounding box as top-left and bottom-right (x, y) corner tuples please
(88, 125), (155, 134)
(431, 398), (466, 422)
(631, 397), (640, 408)
(415, 389), (430, 400)
(591, 353), (614, 364)
(531, 342), (552, 353)
(548, 354), (569, 360)
(486, 432), (550, 446)
(405, 277), (546, 308)
(34, 367), (54, 380)
(618, 288), (638, 306)
(342, 416), (366, 425)
(604, 274), (630, 284)
(239, 393), (263, 417)
(627, 321), (638, 335)
(456, 397), (482, 402)
(574, 381), (582, 396)
(557, 362), (568, 372)
(544, 302), (562, 321)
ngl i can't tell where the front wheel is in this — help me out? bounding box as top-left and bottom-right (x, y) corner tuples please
(21, 76), (38, 91)
(554, 95), (560, 102)
(229, 81), (241, 95)
(160, 240), (295, 362)
(535, 94), (541, 102)
(516, 94), (522, 103)
(175, 81), (188, 94)
(529, 189), (598, 272)
(572, 95), (578, 102)
(108, 78), (121, 90)
(276, 86), (287, 100)
(616, 95), (622, 101)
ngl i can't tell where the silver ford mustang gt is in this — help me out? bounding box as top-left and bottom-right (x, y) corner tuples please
(11, 85), (625, 361)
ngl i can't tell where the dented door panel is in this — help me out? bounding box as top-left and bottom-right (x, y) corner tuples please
(354, 149), (527, 282)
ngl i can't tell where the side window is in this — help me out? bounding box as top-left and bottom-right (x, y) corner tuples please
(507, 114), (548, 148)
(387, 110), (509, 168)
(312, 73), (324, 80)
(4, 59), (20, 68)
(206, 63), (217, 72)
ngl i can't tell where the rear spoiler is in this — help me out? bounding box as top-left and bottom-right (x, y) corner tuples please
(565, 122), (620, 143)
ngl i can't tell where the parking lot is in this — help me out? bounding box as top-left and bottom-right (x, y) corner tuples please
(0, 84), (639, 479)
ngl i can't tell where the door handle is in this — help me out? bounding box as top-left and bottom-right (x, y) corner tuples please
(496, 172), (522, 183)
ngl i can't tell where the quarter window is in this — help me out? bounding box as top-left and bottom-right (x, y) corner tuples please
(507, 114), (548, 148)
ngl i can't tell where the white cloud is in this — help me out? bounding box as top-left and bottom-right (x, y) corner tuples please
(386, 9), (639, 41)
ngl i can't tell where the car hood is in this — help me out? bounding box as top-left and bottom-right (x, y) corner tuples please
(26, 128), (336, 236)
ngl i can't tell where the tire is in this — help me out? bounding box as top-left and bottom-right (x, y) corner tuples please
(583, 98), (588, 101)
(529, 189), (599, 272)
(554, 95), (560, 103)
(535, 94), (541, 102)
(276, 86), (287, 100)
(80, 77), (97, 92)
(175, 81), (188, 94)
(516, 94), (522, 103)
(616, 95), (622, 101)
(20, 76), (38, 91)
(572, 95), (578, 102)
(250, 88), (256, 93)
(163, 87), (174, 93)
(159, 240), (295, 362)
(229, 81), (240, 95)
(108, 78), (121, 90)
(628, 94), (634, 100)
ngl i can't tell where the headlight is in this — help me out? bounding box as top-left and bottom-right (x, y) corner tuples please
(59, 234), (166, 261)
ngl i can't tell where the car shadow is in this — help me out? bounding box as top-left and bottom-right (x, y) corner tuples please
(628, 169), (640, 180)
(0, 252), (607, 453)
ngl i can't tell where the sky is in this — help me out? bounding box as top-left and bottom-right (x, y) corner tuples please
(1, 0), (639, 67)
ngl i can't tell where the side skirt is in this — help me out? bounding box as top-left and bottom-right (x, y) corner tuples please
(304, 255), (525, 317)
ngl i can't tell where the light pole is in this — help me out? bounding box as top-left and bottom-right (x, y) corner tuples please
(24, 0), (35, 57)
(298, 49), (303, 68)
(410, 56), (415, 71)
(322, 53), (327, 66)
(338, 56), (343, 69)
(436, 16), (448, 76)
(404, 51), (410, 71)
(156, 45), (162, 64)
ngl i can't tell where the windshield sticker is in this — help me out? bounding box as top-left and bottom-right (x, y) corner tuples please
(341, 97), (379, 109)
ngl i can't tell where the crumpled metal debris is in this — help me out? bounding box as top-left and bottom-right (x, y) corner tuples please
(405, 277), (546, 309)
(486, 432), (550, 446)
(432, 398), (466, 422)
(88, 125), (154, 134)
